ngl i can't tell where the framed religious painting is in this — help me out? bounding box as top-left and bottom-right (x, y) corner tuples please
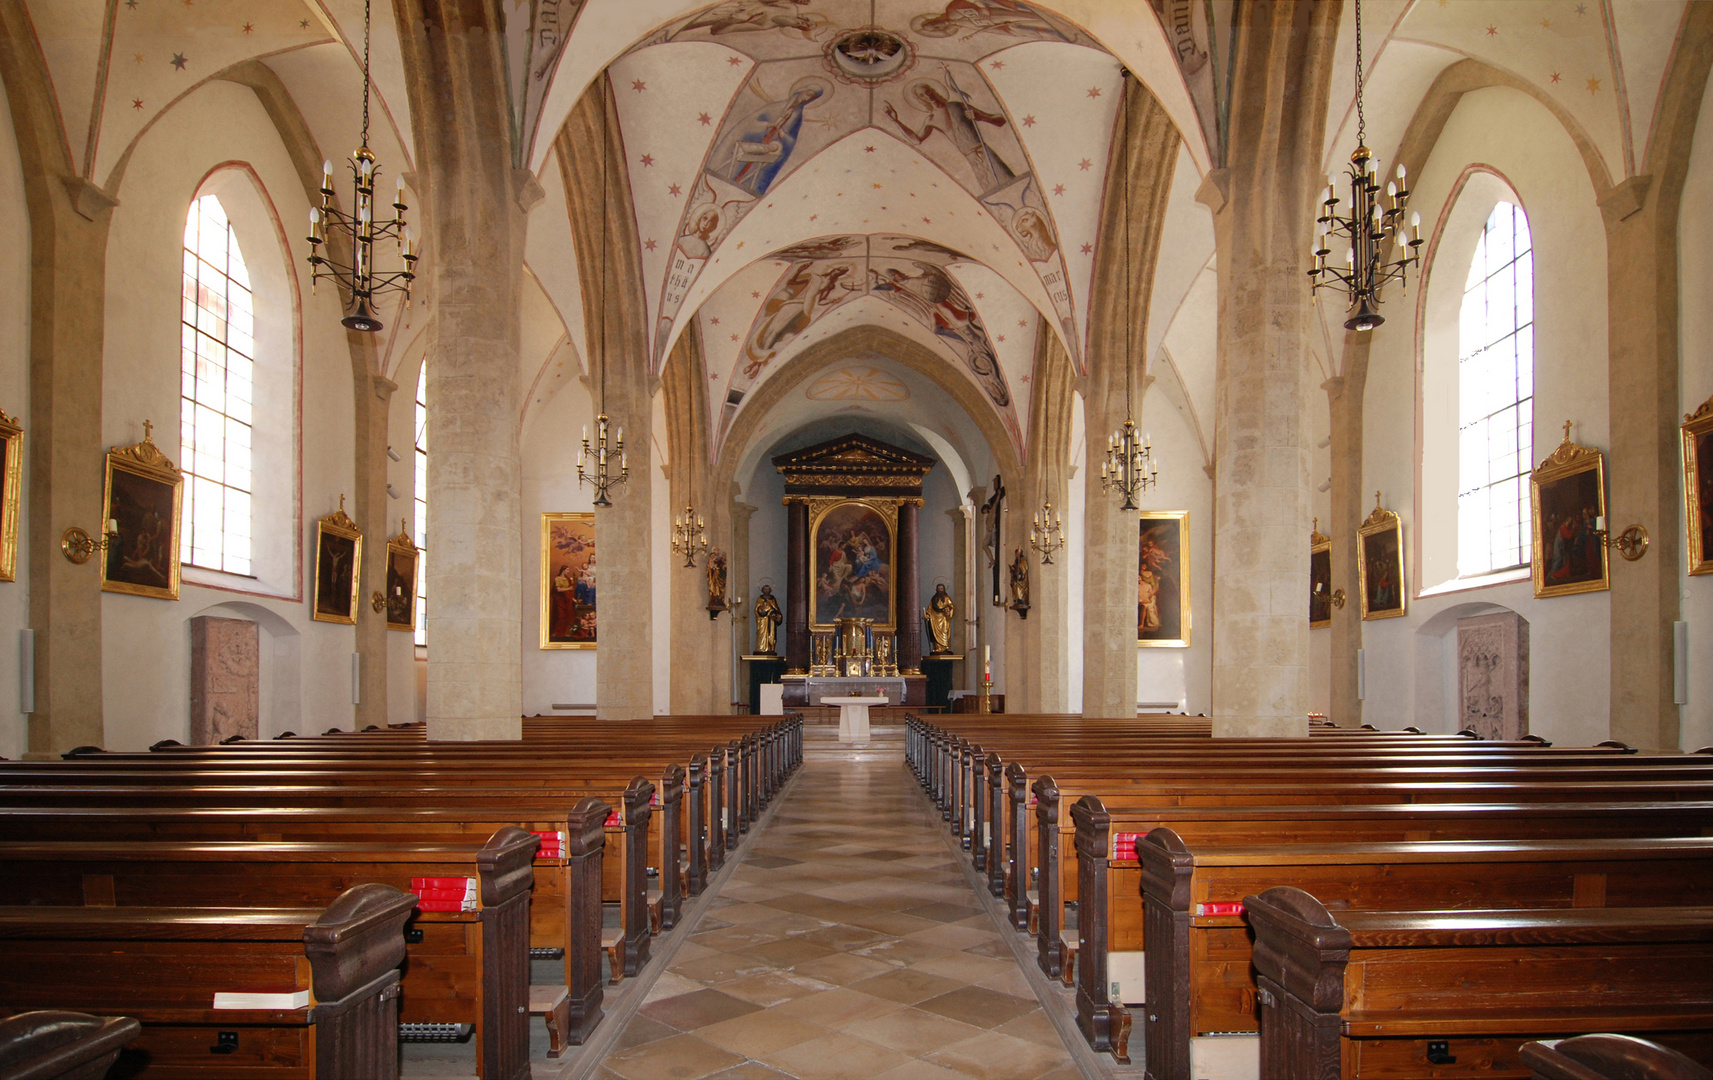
(383, 521), (418, 632)
(1309, 518), (1332, 629)
(1530, 426), (1608, 598)
(100, 424), (184, 600)
(1684, 395), (1713, 576)
(1138, 511), (1189, 647)
(1356, 494), (1406, 620)
(0, 409), (20, 583)
(810, 499), (896, 630)
(541, 512), (596, 649)
(312, 497), (362, 625)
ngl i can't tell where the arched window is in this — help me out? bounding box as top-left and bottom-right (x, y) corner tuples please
(1456, 201), (1534, 577)
(181, 194), (254, 575)
(413, 363), (427, 646)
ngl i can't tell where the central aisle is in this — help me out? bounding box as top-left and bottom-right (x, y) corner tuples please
(590, 734), (1082, 1080)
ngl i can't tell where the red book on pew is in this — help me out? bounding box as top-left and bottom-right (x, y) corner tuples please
(1195, 901), (1245, 917)
(412, 888), (474, 902)
(604, 812), (621, 828)
(411, 876), (476, 891)
(415, 899), (477, 912)
(530, 830), (566, 859)
(1113, 833), (1141, 861)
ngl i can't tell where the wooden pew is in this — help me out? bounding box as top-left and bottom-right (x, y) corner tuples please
(1135, 830), (1713, 1080)
(0, 883), (415, 1079)
(0, 829), (538, 1080)
(0, 1012), (140, 1080)
(1245, 887), (1713, 1079)
(1521, 1034), (1713, 1079)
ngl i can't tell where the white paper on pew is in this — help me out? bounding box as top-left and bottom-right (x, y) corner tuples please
(214, 989), (311, 1009)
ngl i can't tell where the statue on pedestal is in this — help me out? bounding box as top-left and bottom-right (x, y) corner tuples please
(753, 584), (782, 655)
(1008, 547), (1031, 618)
(924, 583), (955, 655)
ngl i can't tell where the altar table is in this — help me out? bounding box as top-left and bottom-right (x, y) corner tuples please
(820, 695), (888, 744)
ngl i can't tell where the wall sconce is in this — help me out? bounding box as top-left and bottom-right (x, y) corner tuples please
(1313, 580), (1347, 610)
(1593, 516), (1649, 562)
(370, 590), (387, 613)
(61, 519), (119, 565)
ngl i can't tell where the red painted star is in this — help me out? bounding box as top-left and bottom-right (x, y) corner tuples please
(809, 214), (818, 221)
(1550, 71), (1562, 84)
(1052, 183), (1065, 196)
(643, 239), (658, 252)
(631, 79), (647, 92)
(710, 316), (721, 325)
(1078, 158), (1092, 171)
(1079, 243), (1092, 255)
(975, 292), (985, 299)
(864, 145), (876, 153)
(668, 183), (682, 196)
(1021, 375), (1030, 384)
(1087, 86), (1101, 98)
(731, 333), (740, 341)
(241, 22), (254, 34)
(1485, 24), (1498, 36)
(132, 97), (144, 110)
(697, 112), (712, 126)
(997, 334), (1006, 342)
(922, 216), (932, 224)
(170, 53), (188, 70)
(1587, 76), (1601, 93)
(640, 154), (655, 167)
(751, 291), (762, 299)
(727, 55), (744, 66)
(1022, 115), (1036, 127)
(1018, 318), (1028, 328)
(990, 59), (1005, 70)
(710, 373), (719, 380)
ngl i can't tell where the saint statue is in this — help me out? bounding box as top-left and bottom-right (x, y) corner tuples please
(1008, 547), (1030, 610)
(753, 584), (782, 655)
(706, 549), (729, 614)
(924, 583), (955, 655)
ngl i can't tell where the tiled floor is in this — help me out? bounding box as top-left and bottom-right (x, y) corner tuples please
(589, 740), (1081, 1080)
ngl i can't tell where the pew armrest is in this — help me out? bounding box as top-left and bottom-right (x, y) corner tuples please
(0, 1011), (141, 1080)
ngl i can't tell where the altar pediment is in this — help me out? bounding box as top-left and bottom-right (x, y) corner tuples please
(772, 434), (935, 496)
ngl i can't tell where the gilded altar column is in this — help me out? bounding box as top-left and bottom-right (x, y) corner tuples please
(897, 499), (923, 674)
(785, 498), (810, 673)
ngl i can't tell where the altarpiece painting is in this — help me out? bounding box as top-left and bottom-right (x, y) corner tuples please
(542, 513), (596, 648)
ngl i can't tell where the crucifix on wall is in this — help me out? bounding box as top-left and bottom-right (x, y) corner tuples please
(980, 476), (1005, 607)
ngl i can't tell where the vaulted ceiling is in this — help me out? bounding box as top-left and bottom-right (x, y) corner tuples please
(12, 0), (1695, 468)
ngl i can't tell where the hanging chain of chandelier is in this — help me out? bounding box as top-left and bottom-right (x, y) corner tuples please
(1307, 0), (1423, 332)
(305, 0), (416, 333)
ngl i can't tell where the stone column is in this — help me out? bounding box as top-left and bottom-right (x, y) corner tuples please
(731, 499), (757, 694)
(947, 505), (972, 662)
(554, 80), (655, 722)
(897, 499), (922, 674)
(785, 498), (809, 673)
(0, 8), (114, 755)
(352, 372), (395, 729)
(1203, 1), (1340, 739)
(1080, 77), (1178, 719)
(395, 0), (526, 740)
(1324, 371), (1365, 726)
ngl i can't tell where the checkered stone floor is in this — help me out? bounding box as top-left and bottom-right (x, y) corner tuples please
(588, 745), (1081, 1080)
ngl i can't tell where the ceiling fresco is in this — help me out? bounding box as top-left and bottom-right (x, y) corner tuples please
(614, 0), (1115, 386)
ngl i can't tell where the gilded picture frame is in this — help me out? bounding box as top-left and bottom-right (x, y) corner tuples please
(1138, 511), (1189, 648)
(100, 427), (184, 601)
(312, 497), (362, 625)
(809, 498), (897, 632)
(1530, 428), (1609, 598)
(1309, 519), (1332, 629)
(1356, 495), (1406, 620)
(1684, 394), (1713, 576)
(383, 520), (418, 632)
(0, 409), (21, 583)
(542, 512), (596, 649)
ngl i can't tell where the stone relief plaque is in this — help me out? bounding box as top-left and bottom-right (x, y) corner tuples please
(190, 615), (259, 745)
(1456, 610), (1529, 741)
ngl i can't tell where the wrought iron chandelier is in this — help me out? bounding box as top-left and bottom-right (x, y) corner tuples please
(578, 75), (629, 507)
(1028, 501), (1064, 565)
(1100, 75), (1159, 511)
(1308, 0), (1423, 331)
(671, 506), (709, 567)
(306, 0), (416, 332)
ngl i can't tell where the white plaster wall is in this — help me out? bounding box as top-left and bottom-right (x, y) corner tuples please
(651, 393), (671, 715)
(97, 79), (359, 750)
(1359, 85), (1611, 746)
(0, 75), (29, 760)
(1135, 369), (1213, 714)
(1677, 66), (1713, 752)
(1066, 394), (1086, 712)
(519, 374), (597, 714)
